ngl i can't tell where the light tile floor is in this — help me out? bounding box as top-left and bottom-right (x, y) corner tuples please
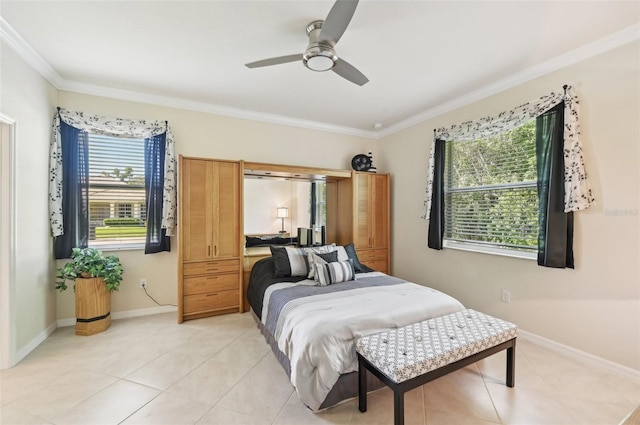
(1, 312), (638, 425)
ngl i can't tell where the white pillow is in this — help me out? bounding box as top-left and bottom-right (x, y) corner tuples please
(334, 245), (349, 262)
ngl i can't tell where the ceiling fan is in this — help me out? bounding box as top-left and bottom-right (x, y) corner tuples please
(245, 0), (368, 86)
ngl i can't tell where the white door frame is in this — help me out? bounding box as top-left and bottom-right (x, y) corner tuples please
(0, 114), (16, 369)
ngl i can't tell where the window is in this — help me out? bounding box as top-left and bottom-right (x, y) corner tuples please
(313, 181), (327, 227)
(427, 88), (591, 268)
(443, 120), (538, 257)
(88, 134), (146, 248)
(51, 108), (175, 259)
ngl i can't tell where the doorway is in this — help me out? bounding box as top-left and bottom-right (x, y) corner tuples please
(0, 117), (16, 369)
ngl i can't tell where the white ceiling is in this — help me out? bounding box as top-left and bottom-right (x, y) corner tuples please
(1, 1), (639, 137)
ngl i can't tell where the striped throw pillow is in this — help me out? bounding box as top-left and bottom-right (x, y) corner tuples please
(314, 259), (355, 287)
(271, 246), (308, 277)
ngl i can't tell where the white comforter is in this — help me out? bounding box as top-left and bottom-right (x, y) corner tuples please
(261, 272), (464, 411)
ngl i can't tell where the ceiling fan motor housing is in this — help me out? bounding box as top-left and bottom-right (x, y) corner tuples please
(303, 20), (337, 72)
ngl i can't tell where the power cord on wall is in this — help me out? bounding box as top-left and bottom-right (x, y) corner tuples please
(141, 283), (177, 307)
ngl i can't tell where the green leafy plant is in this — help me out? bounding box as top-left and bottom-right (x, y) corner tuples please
(55, 247), (124, 292)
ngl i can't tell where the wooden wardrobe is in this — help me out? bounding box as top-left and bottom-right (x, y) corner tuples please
(333, 171), (391, 274)
(178, 156), (243, 323)
(352, 172), (390, 274)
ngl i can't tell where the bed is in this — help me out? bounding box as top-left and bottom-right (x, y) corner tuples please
(246, 244), (465, 411)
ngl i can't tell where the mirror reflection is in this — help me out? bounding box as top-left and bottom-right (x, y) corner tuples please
(243, 177), (326, 248)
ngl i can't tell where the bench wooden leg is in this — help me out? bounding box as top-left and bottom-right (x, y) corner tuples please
(358, 356), (367, 412)
(393, 390), (404, 425)
(506, 344), (516, 388)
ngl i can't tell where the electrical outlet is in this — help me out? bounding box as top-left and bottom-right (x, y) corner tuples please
(501, 289), (511, 303)
(139, 277), (147, 289)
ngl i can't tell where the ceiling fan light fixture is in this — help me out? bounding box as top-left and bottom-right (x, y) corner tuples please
(246, 1), (368, 85)
(303, 46), (337, 72)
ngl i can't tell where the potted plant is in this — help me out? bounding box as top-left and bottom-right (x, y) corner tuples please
(55, 247), (124, 336)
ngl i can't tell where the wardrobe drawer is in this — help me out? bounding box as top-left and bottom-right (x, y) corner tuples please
(183, 259), (239, 276)
(183, 274), (238, 296)
(364, 259), (388, 274)
(357, 248), (388, 262)
(183, 289), (239, 314)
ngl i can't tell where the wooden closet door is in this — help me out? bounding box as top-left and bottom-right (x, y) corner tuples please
(212, 161), (240, 258)
(370, 174), (389, 249)
(182, 159), (214, 261)
(354, 173), (372, 249)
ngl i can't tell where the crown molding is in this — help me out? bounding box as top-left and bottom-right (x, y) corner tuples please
(58, 79), (379, 139)
(378, 23), (640, 138)
(2, 14), (637, 140)
(0, 16), (63, 87)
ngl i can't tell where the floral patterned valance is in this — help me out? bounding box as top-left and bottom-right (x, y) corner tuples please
(422, 86), (594, 219)
(49, 108), (177, 237)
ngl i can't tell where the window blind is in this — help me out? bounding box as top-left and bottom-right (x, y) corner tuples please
(87, 133), (146, 246)
(444, 121), (538, 253)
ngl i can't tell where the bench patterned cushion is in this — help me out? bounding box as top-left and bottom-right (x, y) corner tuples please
(355, 309), (518, 383)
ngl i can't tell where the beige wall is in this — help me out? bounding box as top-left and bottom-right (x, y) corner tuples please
(55, 91), (376, 320)
(379, 41), (640, 370)
(6, 30), (637, 372)
(1, 41), (59, 353)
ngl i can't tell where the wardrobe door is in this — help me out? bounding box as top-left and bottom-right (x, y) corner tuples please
(181, 159), (214, 261)
(354, 173), (372, 249)
(212, 161), (240, 259)
(353, 172), (390, 274)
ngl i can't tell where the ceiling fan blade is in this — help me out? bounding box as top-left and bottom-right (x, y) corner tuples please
(332, 58), (368, 86)
(245, 54), (301, 68)
(319, 0), (359, 47)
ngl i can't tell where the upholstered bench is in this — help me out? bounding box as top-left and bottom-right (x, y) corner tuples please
(355, 309), (518, 425)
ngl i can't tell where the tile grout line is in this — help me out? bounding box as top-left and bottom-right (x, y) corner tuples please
(115, 379), (164, 425)
(477, 361), (506, 425)
(190, 324), (280, 424)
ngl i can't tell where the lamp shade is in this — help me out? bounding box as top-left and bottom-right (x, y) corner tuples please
(277, 207), (289, 219)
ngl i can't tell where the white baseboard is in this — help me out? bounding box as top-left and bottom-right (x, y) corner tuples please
(519, 329), (640, 383)
(56, 317), (75, 327)
(112, 305), (177, 320)
(14, 321), (57, 365)
(56, 305), (177, 328)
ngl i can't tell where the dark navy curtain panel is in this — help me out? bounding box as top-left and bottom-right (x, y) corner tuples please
(310, 182), (317, 227)
(536, 103), (574, 268)
(54, 120), (90, 259)
(427, 139), (446, 250)
(144, 132), (170, 254)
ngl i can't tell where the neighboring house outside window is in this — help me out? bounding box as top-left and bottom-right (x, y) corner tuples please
(88, 133), (146, 248)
